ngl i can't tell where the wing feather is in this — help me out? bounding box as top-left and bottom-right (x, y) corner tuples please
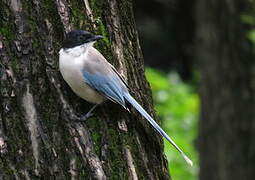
(81, 47), (129, 108)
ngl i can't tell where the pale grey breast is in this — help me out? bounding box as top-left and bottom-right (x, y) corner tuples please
(59, 48), (106, 104)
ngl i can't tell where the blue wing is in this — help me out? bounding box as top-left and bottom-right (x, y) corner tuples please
(82, 70), (127, 107)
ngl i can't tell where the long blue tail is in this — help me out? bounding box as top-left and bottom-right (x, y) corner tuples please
(124, 93), (193, 166)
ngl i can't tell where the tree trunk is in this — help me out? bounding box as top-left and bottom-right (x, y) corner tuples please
(0, 0), (170, 179)
(195, 0), (255, 179)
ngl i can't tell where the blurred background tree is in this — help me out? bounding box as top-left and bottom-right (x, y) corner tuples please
(134, 0), (255, 179)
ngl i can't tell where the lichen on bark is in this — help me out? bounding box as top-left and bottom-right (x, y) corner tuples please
(0, 0), (170, 179)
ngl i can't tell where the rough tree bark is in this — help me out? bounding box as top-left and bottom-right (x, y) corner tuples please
(196, 0), (255, 179)
(0, 0), (170, 179)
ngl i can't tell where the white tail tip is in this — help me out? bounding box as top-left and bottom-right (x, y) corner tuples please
(182, 153), (193, 166)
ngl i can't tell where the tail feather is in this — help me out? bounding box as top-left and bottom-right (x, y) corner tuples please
(124, 93), (193, 166)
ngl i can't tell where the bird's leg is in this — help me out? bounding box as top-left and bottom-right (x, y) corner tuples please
(62, 104), (99, 122)
(79, 104), (99, 121)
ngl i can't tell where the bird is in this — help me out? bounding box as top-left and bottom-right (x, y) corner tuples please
(59, 30), (193, 166)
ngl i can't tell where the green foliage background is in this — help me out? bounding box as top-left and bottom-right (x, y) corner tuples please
(145, 68), (199, 180)
(144, 4), (255, 179)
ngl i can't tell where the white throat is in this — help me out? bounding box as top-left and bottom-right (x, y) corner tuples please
(61, 42), (95, 57)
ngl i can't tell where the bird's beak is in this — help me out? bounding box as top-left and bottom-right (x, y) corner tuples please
(87, 35), (103, 42)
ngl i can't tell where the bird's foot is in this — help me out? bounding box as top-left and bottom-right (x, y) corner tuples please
(62, 104), (98, 122)
(62, 107), (93, 122)
(75, 112), (95, 122)
(76, 104), (99, 121)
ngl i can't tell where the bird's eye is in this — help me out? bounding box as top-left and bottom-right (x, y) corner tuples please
(78, 34), (88, 41)
(76, 33), (92, 42)
(84, 34), (92, 39)
(77, 36), (83, 41)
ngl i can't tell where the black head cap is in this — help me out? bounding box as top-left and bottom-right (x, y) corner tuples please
(63, 30), (103, 49)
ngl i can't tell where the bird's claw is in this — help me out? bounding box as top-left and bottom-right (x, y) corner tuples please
(67, 112), (94, 122)
(77, 112), (94, 122)
(62, 108), (93, 122)
(62, 104), (98, 122)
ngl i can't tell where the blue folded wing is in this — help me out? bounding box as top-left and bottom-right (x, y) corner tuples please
(82, 70), (127, 107)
